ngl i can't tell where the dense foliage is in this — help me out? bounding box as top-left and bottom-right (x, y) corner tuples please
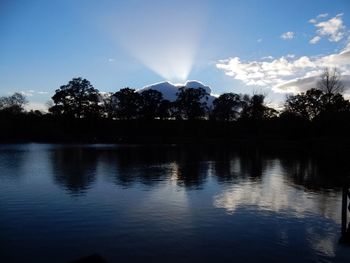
(1, 68), (350, 142)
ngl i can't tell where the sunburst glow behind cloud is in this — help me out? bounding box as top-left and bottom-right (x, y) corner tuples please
(106, 0), (207, 82)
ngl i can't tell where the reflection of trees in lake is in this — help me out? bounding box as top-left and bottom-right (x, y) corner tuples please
(98, 146), (177, 187)
(175, 161), (207, 189)
(98, 146), (210, 188)
(279, 155), (347, 191)
(169, 146), (207, 189)
(0, 145), (27, 180)
(238, 150), (264, 179)
(209, 149), (239, 182)
(49, 145), (350, 194)
(213, 150), (345, 222)
(214, 159), (342, 223)
(211, 149), (271, 184)
(50, 147), (98, 195)
(100, 145), (274, 189)
(100, 146), (347, 190)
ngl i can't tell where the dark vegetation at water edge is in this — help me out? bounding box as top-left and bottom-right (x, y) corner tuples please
(1, 68), (350, 146)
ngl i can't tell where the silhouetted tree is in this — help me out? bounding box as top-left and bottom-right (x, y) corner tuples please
(325, 93), (350, 113)
(28, 110), (43, 117)
(49, 77), (100, 118)
(0, 92), (27, 114)
(284, 86), (350, 121)
(317, 67), (344, 96)
(50, 148), (97, 195)
(284, 89), (324, 120)
(317, 67), (347, 112)
(212, 93), (242, 121)
(112, 88), (140, 120)
(175, 87), (209, 120)
(240, 94), (277, 121)
(158, 99), (173, 120)
(139, 89), (163, 120)
(100, 92), (117, 119)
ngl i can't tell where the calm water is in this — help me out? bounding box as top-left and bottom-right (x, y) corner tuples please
(1, 144), (350, 263)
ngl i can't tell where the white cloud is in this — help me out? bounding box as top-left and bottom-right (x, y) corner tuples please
(309, 14), (329, 24)
(317, 13), (329, 19)
(138, 80), (216, 105)
(20, 91), (34, 97)
(216, 41), (350, 94)
(309, 18), (317, 24)
(275, 75), (350, 94)
(309, 35), (321, 44)
(108, 58), (115, 62)
(257, 38), (263, 43)
(309, 13), (346, 43)
(281, 31), (294, 40)
(261, 55), (274, 60)
(20, 90), (49, 96)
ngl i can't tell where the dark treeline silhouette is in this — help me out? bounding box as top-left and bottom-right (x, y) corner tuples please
(1, 68), (350, 145)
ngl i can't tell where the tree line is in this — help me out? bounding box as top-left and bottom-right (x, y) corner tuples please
(46, 77), (276, 121)
(1, 67), (348, 122)
(1, 67), (349, 143)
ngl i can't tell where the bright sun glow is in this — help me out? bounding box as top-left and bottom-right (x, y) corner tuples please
(106, 0), (207, 82)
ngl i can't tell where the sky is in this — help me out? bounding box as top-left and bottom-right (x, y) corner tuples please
(0, 0), (350, 110)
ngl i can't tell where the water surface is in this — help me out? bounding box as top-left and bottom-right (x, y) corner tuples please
(0, 144), (349, 262)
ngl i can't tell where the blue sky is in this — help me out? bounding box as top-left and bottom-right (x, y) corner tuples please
(0, 0), (349, 110)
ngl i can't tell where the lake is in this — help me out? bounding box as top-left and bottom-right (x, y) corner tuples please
(1, 143), (350, 263)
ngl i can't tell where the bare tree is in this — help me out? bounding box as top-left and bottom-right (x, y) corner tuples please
(317, 67), (344, 95)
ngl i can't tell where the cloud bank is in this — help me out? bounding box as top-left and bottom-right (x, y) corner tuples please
(216, 12), (349, 95)
(216, 41), (350, 94)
